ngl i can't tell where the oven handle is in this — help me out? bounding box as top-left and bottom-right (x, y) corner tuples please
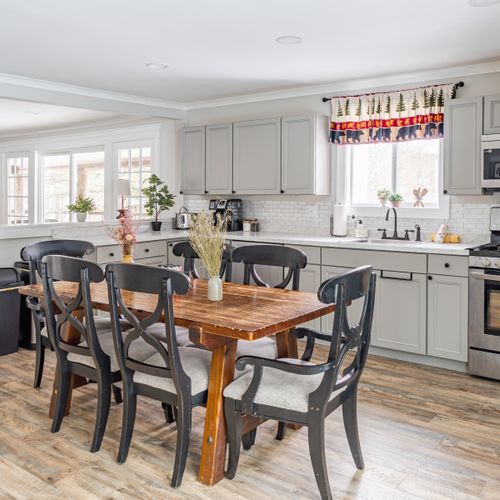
(470, 271), (500, 283)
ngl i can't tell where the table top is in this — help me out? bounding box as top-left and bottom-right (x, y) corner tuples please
(19, 279), (334, 341)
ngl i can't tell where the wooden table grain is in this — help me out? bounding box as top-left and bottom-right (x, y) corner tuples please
(19, 279), (334, 487)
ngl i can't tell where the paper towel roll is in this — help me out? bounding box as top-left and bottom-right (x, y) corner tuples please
(333, 204), (347, 236)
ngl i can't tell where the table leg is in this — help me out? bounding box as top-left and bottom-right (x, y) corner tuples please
(198, 339), (237, 486)
(276, 327), (298, 359)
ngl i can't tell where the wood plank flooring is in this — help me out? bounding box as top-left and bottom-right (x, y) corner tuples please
(1, 345), (500, 499)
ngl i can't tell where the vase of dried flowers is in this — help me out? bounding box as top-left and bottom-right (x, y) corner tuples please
(189, 211), (227, 301)
(107, 209), (138, 264)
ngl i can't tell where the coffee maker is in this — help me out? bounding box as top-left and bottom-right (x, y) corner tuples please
(208, 199), (243, 231)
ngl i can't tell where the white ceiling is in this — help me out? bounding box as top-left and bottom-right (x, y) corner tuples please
(1, 0), (500, 104)
(0, 98), (122, 135)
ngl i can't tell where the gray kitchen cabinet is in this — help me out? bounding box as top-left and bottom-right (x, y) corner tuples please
(484, 95), (500, 134)
(233, 118), (281, 194)
(443, 97), (483, 195)
(96, 241), (166, 266)
(181, 126), (205, 194)
(294, 263), (322, 331)
(206, 123), (233, 194)
(427, 273), (468, 361)
(281, 114), (330, 195)
(372, 270), (427, 355)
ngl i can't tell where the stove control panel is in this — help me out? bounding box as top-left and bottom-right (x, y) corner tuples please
(470, 256), (500, 268)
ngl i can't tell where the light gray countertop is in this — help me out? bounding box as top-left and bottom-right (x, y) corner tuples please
(90, 229), (478, 256)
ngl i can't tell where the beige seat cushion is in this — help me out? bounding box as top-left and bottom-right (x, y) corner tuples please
(223, 358), (346, 414)
(133, 347), (213, 396)
(143, 323), (193, 347)
(67, 331), (157, 373)
(236, 337), (276, 360)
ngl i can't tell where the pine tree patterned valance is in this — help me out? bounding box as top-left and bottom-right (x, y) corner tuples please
(329, 83), (457, 144)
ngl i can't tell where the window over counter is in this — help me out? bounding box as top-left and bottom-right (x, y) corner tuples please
(6, 153), (29, 225)
(338, 138), (448, 218)
(41, 148), (105, 223)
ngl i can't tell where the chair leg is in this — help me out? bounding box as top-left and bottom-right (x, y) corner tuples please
(162, 402), (176, 424)
(51, 364), (70, 433)
(276, 421), (287, 441)
(33, 340), (45, 388)
(308, 414), (332, 500)
(342, 390), (364, 470)
(117, 379), (137, 464)
(224, 398), (242, 479)
(171, 400), (191, 488)
(91, 376), (112, 453)
(242, 428), (257, 450)
(112, 385), (123, 405)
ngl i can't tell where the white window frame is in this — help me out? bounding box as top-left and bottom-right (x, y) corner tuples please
(335, 140), (450, 219)
(2, 152), (32, 225)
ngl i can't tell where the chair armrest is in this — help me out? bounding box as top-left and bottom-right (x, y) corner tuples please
(26, 296), (43, 312)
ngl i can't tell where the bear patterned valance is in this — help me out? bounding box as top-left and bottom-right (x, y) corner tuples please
(329, 83), (458, 145)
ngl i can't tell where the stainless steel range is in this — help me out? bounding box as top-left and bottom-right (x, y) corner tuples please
(469, 207), (500, 379)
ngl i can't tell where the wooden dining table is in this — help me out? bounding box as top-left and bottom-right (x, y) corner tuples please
(19, 278), (334, 487)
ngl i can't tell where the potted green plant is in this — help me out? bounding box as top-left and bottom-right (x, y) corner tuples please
(377, 188), (390, 206)
(388, 193), (403, 208)
(67, 195), (96, 222)
(142, 174), (175, 231)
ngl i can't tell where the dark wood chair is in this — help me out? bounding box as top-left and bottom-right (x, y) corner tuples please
(223, 265), (377, 500)
(105, 263), (213, 488)
(41, 255), (156, 453)
(172, 240), (234, 282)
(20, 239), (95, 388)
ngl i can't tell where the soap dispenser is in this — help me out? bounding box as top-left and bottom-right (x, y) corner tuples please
(355, 219), (368, 238)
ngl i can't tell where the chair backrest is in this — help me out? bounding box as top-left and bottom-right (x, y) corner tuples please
(172, 241), (234, 282)
(312, 265), (376, 405)
(21, 240), (95, 284)
(231, 245), (307, 290)
(41, 255), (107, 365)
(105, 263), (192, 396)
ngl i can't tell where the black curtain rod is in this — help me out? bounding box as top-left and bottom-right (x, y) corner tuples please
(321, 81), (464, 103)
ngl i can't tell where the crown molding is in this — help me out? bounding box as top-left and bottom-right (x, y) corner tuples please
(184, 59), (500, 110)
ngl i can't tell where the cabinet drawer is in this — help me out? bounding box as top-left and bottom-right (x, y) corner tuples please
(134, 241), (165, 259)
(428, 254), (468, 277)
(287, 245), (320, 265)
(96, 245), (121, 264)
(322, 248), (426, 273)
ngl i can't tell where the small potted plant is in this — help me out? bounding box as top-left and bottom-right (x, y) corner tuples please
(142, 174), (175, 231)
(107, 209), (138, 263)
(377, 188), (390, 206)
(67, 195), (96, 222)
(388, 193), (403, 208)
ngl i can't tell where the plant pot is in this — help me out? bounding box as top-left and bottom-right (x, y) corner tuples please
(207, 276), (223, 301)
(378, 197), (388, 207)
(76, 212), (87, 223)
(151, 221), (162, 231)
(390, 201), (401, 208)
(122, 245), (134, 264)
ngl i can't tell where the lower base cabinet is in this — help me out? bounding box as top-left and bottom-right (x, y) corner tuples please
(427, 274), (468, 361)
(297, 263), (321, 331)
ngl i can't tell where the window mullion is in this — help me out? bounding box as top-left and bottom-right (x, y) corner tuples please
(392, 144), (398, 193)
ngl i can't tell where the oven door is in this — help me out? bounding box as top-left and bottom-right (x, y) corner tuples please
(482, 142), (500, 189)
(469, 268), (500, 351)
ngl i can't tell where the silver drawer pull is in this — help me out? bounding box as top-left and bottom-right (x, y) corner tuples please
(380, 270), (413, 281)
(470, 272), (500, 282)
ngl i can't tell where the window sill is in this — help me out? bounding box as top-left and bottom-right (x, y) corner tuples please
(351, 199), (450, 219)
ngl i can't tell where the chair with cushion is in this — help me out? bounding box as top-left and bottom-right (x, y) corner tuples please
(223, 265), (377, 500)
(20, 239), (95, 388)
(41, 255), (156, 453)
(106, 263), (212, 488)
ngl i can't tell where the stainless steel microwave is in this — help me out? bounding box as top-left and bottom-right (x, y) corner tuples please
(482, 141), (500, 190)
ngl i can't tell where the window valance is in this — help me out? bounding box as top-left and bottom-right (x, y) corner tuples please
(329, 83), (457, 144)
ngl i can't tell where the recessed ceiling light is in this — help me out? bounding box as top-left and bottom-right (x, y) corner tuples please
(275, 36), (303, 45)
(24, 110), (40, 115)
(468, 0), (500, 6)
(146, 62), (169, 70)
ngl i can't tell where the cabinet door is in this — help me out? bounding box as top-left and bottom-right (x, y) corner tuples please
(282, 115), (315, 194)
(206, 123), (233, 195)
(233, 118), (281, 194)
(484, 95), (500, 134)
(321, 266), (367, 336)
(443, 97), (482, 195)
(372, 270), (427, 355)
(427, 274), (468, 361)
(181, 126), (205, 194)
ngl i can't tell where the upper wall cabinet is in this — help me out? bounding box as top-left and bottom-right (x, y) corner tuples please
(484, 95), (500, 134)
(443, 97), (483, 195)
(281, 114), (330, 195)
(181, 126), (205, 194)
(206, 123), (233, 195)
(233, 118), (281, 194)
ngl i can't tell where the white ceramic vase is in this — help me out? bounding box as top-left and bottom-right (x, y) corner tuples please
(76, 212), (87, 223)
(208, 276), (223, 301)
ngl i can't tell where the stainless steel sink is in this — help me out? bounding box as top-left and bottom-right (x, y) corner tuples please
(355, 238), (419, 245)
